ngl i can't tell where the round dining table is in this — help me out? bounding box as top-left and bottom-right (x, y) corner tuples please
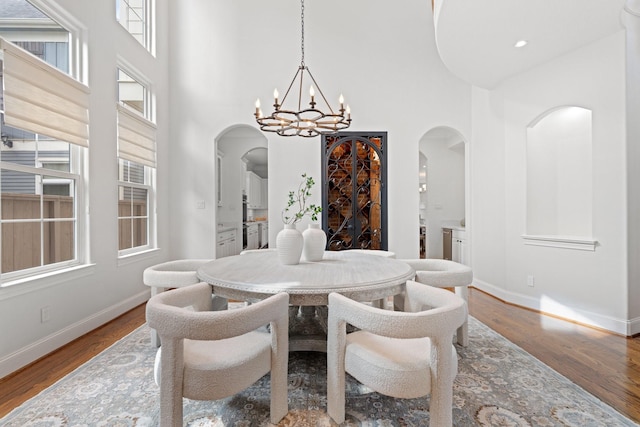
(197, 250), (415, 351)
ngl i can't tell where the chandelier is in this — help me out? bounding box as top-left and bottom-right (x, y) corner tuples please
(254, 0), (351, 137)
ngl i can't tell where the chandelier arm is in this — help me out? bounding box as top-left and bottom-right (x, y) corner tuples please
(305, 67), (336, 115)
(297, 66), (305, 111)
(280, 66), (303, 107)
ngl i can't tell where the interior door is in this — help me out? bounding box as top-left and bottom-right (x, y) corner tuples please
(321, 132), (387, 251)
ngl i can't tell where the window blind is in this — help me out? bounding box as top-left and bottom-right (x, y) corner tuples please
(117, 103), (156, 168)
(0, 38), (90, 147)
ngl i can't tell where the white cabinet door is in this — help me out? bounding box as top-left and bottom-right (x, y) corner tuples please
(260, 179), (268, 209)
(246, 172), (262, 209)
(247, 225), (260, 250)
(452, 229), (467, 265)
(259, 223), (269, 247)
(217, 229), (238, 258)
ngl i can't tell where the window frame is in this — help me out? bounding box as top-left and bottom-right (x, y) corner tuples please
(116, 0), (155, 55)
(0, 2), (89, 286)
(116, 62), (156, 258)
(0, 142), (86, 283)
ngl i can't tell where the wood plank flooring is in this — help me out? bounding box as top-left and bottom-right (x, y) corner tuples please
(1, 288), (639, 423)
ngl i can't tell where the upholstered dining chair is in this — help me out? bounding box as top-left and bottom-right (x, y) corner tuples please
(146, 282), (290, 426)
(327, 280), (467, 426)
(397, 259), (473, 346)
(143, 259), (228, 347)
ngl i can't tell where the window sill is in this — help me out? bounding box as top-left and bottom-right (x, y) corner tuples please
(0, 263), (96, 300)
(522, 235), (598, 251)
(117, 247), (161, 266)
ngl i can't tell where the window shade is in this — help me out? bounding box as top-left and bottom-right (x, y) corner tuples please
(0, 38), (90, 147)
(117, 103), (156, 168)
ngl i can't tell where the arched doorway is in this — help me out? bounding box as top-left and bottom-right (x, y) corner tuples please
(215, 125), (267, 256)
(418, 126), (467, 261)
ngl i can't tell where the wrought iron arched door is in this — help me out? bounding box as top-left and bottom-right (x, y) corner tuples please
(321, 132), (387, 251)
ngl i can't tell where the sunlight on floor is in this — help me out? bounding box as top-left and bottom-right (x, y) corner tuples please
(539, 295), (593, 332)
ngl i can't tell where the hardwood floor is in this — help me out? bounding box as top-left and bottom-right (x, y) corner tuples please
(1, 288), (639, 423)
(469, 288), (640, 423)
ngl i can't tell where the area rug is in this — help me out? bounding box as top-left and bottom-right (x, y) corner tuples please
(1, 316), (636, 426)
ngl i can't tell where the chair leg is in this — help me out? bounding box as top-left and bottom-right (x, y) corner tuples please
(455, 286), (469, 347)
(149, 286), (165, 348)
(327, 323), (347, 424)
(269, 351), (289, 423)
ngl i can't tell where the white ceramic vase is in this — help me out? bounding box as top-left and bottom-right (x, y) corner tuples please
(276, 223), (304, 265)
(302, 223), (326, 262)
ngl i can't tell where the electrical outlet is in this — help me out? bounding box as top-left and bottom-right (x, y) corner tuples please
(41, 306), (51, 323)
(527, 275), (535, 287)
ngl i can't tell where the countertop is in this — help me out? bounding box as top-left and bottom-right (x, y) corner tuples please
(441, 220), (466, 231)
(217, 223), (238, 232)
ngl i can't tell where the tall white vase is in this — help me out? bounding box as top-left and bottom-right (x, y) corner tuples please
(302, 223), (326, 262)
(276, 223), (303, 265)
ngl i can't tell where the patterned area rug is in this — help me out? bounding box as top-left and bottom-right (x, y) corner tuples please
(2, 316), (636, 426)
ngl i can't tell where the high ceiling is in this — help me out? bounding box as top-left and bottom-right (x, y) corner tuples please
(434, 0), (626, 89)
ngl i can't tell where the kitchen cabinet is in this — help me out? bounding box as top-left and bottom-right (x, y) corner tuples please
(258, 222), (269, 248)
(217, 228), (238, 258)
(246, 223), (260, 250)
(246, 171), (266, 209)
(443, 227), (467, 265)
(452, 229), (467, 265)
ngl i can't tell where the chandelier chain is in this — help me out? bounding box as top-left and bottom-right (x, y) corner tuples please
(300, 0), (305, 66)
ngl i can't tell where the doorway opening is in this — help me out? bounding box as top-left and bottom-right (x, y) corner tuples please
(419, 127), (467, 262)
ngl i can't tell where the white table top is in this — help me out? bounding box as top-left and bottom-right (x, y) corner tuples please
(197, 250), (415, 306)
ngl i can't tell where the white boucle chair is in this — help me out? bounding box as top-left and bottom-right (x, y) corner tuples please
(398, 259), (473, 347)
(143, 259), (228, 347)
(146, 283), (290, 426)
(327, 280), (466, 426)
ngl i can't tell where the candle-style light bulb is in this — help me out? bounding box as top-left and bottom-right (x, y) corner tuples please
(346, 105), (351, 120)
(273, 88), (279, 105)
(339, 94), (345, 110)
(255, 98), (261, 116)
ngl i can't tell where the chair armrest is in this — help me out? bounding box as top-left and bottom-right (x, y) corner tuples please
(147, 284), (289, 341)
(328, 285), (466, 340)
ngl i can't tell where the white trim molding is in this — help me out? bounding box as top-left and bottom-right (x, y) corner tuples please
(472, 279), (632, 336)
(522, 234), (598, 251)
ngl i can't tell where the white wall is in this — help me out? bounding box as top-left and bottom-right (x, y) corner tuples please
(470, 31), (630, 333)
(622, 0), (640, 329)
(0, 0), (172, 377)
(168, 0), (472, 261)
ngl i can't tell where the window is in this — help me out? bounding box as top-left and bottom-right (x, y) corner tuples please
(118, 159), (152, 253)
(0, 2), (89, 282)
(116, 0), (153, 52)
(116, 67), (156, 256)
(0, 136), (81, 275)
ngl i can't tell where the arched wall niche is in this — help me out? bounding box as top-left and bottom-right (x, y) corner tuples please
(524, 106), (597, 250)
(418, 126), (467, 260)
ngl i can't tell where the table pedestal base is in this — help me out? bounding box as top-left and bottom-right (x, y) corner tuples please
(288, 306), (330, 352)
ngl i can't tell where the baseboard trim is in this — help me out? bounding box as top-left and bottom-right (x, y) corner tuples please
(472, 279), (635, 337)
(0, 290), (150, 379)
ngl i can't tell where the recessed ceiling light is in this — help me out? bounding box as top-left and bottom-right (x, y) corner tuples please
(514, 40), (528, 48)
